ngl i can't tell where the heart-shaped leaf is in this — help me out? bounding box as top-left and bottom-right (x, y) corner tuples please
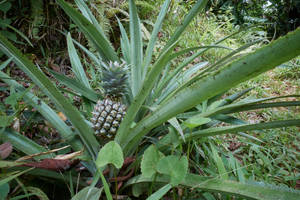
(141, 145), (164, 178)
(156, 155), (188, 186)
(96, 141), (124, 169)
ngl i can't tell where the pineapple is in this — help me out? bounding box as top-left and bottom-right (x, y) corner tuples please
(91, 61), (128, 138)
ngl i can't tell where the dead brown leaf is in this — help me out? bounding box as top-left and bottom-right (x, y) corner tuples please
(0, 142), (13, 159)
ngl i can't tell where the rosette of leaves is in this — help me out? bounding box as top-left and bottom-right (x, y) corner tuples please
(0, 0), (300, 199)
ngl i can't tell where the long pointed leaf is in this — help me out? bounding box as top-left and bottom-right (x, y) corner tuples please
(50, 70), (101, 102)
(146, 184), (172, 200)
(0, 71), (85, 155)
(56, 0), (118, 62)
(199, 95), (300, 118)
(125, 174), (300, 200)
(74, 0), (106, 38)
(129, 0), (143, 96)
(121, 28), (300, 156)
(117, 18), (131, 64)
(162, 0), (208, 53)
(115, 41), (179, 146)
(143, 0), (171, 78)
(0, 129), (51, 159)
(158, 119), (300, 148)
(0, 33), (100, 159)
(67, 32), (91, 88)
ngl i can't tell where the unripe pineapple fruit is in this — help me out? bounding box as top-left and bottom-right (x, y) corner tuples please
(91, 61), (128, 138)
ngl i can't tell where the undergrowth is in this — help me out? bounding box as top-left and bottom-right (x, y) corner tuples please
(156, 4), (300, 190)
(0, 0), (299, 199)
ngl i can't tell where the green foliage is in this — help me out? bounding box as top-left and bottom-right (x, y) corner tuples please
(71, 186), (103, 200)
(0, 0), (299, 199)
(141, 145), (164, 178)
(95, 141), (124, 169)
(30, 0), (44, 39)
(156, 155), (188, 186)
(0, 183), (9, 200)
(183, 117), (211, 129)
(208, 0), (300, 38)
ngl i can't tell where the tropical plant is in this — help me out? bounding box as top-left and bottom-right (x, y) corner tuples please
(0, 0), (300, 199)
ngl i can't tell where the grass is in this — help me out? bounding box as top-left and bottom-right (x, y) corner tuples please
(226, 60), (300, 188)
(155, 4), (300, 192)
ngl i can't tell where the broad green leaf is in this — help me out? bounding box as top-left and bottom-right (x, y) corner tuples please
(0, 183), (9, 200)
(156, 155), (188, 186)
(141, 145), (164, 178)
(235, 158), (246, 183)
(72, 186), (103, 200)
(0, 2), (11, 13)
(146, 184), (172, 200)
(96, 141), (124, 169)
(132, 182), (152, 197)
(183, 117), (211, 129)
(202, 192), (216, 200)
(0, 33), (99, 159)
(0, 115), (13, 128)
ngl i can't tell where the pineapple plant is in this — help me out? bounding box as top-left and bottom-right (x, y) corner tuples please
(91, 61), (128, 138)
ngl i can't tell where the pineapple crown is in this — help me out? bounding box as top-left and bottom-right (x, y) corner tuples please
(101, 61), (128, 99)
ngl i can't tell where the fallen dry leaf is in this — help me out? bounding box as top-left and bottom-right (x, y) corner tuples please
(0, 142), (13, 159)
(54, 150), (83, 160)
(17, 145), (71, 161)
(21, 158), (79, 172)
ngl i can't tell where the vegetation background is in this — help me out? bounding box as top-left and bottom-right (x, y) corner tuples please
(0, 0), (299, 199)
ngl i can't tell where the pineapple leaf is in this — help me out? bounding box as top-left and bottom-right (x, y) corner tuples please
(120, 27), (300, 156)
(56, 0), (118, 62)
(129, 0), (143, 97)
(125, 174), (300, 200)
